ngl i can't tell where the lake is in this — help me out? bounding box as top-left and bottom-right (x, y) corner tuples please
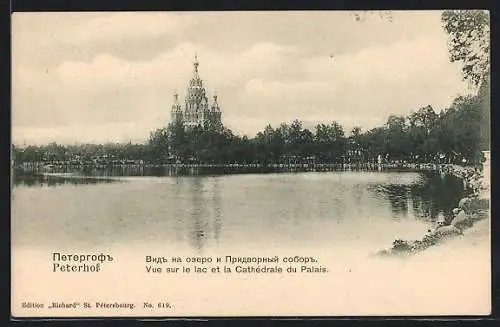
(11, 169), (490, 316)
(12, 169), (466, 251)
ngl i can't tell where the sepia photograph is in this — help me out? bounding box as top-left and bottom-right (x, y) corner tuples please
(11, 10), (491, 317)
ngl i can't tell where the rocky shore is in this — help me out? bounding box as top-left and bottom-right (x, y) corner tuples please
(378, 164), (490, 257)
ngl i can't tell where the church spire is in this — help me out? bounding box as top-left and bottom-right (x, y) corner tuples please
(174, 56), (222, 129)
(211, 89), (220, 113)
(193, 53), (199, 75)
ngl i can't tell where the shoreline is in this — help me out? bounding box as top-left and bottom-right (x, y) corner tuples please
(13, 161), (481, 175)
(13, 163), (486, 197)
(12, 163), (483, 187)
(380, 162), (490, 257)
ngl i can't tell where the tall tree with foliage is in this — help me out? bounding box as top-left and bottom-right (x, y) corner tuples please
(385, 115), (408, 160)
(407, 106), (439, 161)
(442, 10), (490, 150)
(441, 10), (490, 87)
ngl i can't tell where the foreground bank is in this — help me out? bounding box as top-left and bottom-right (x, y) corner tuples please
(380, 159), (490, 256)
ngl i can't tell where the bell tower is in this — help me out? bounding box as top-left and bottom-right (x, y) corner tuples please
(170, 91), (183, 124)
(184, 54), (209, 128)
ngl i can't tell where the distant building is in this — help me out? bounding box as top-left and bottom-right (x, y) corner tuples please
(170, 55), (222, 130)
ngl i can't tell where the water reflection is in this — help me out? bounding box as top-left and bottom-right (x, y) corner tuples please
(12, 170), (467, 251)
(369, 172), (467, 222)
(188, 178), (208, 251)
(211, 178), (223, 245)
(184, 178), (224, 252)
(15, 165), (421, 180)
(12, 172), (117, 187)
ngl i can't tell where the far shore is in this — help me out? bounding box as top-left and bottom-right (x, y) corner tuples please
(13, 162), (489, 198)
(13, 161), (483, 187)
(13, 161), (479, 172)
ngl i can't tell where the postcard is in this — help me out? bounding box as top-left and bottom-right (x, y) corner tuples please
(11, 10), (491, 317)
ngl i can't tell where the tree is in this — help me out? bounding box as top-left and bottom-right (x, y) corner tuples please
(288, 120), (304, 157)
(441, 10), (490, 88)
(407, 106), (439, 161)
(477, 76), (490, 150)
(442, 10), (490, 152)
(314, 122), (345, 163)
(351, 126), (362, 138)
(408, 106), (438, 132)
(362, 127), (386, 162)
(450, 96), (482, 161)
(347, 127), (363, 163)
(385, 115), (408, 160)
(148, 128), (170, 163)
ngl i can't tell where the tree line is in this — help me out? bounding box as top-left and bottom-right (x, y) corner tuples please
(12, 92), (485, 166)
(148, 93), (484, 165)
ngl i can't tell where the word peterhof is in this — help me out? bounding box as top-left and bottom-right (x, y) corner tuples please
(52, 252), (114, 273)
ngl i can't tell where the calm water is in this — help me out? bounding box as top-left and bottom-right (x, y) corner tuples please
(13, 170), (491, 316)
(11, 169), (467, 253)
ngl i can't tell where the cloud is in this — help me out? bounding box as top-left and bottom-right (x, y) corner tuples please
(12, 41), (296, 136)
(73, 12), (195, 40)
(12, 12), (197, 67)
(13, 12), (195, 46)
(12, 121), (165, 145)
(51, 41), (295, 89)
(11, 11), (473, 144)
(241, 35), (468, 131)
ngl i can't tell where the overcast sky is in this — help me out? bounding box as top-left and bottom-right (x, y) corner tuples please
(12, 11), (471, 145)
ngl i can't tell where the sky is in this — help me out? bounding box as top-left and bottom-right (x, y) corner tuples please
(12, 11), (471, 145)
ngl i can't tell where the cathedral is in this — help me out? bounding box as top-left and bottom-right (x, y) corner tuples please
(170, 55), (222, 130)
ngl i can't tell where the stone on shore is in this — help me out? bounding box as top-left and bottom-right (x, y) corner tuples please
(451, 210), (473, 230)
(379, 223), (466, 256)
(458, 196), (488, 214)
(392, 239), (412, 252)
(471, 197), (490, 210)
(434, 225), (462, 238)
(458, 197), (473, 213)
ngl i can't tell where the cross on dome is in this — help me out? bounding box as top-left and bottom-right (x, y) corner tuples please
(193, 53), (199, 72)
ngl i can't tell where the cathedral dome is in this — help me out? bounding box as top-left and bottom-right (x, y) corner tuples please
(170, 55), (222, 130)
